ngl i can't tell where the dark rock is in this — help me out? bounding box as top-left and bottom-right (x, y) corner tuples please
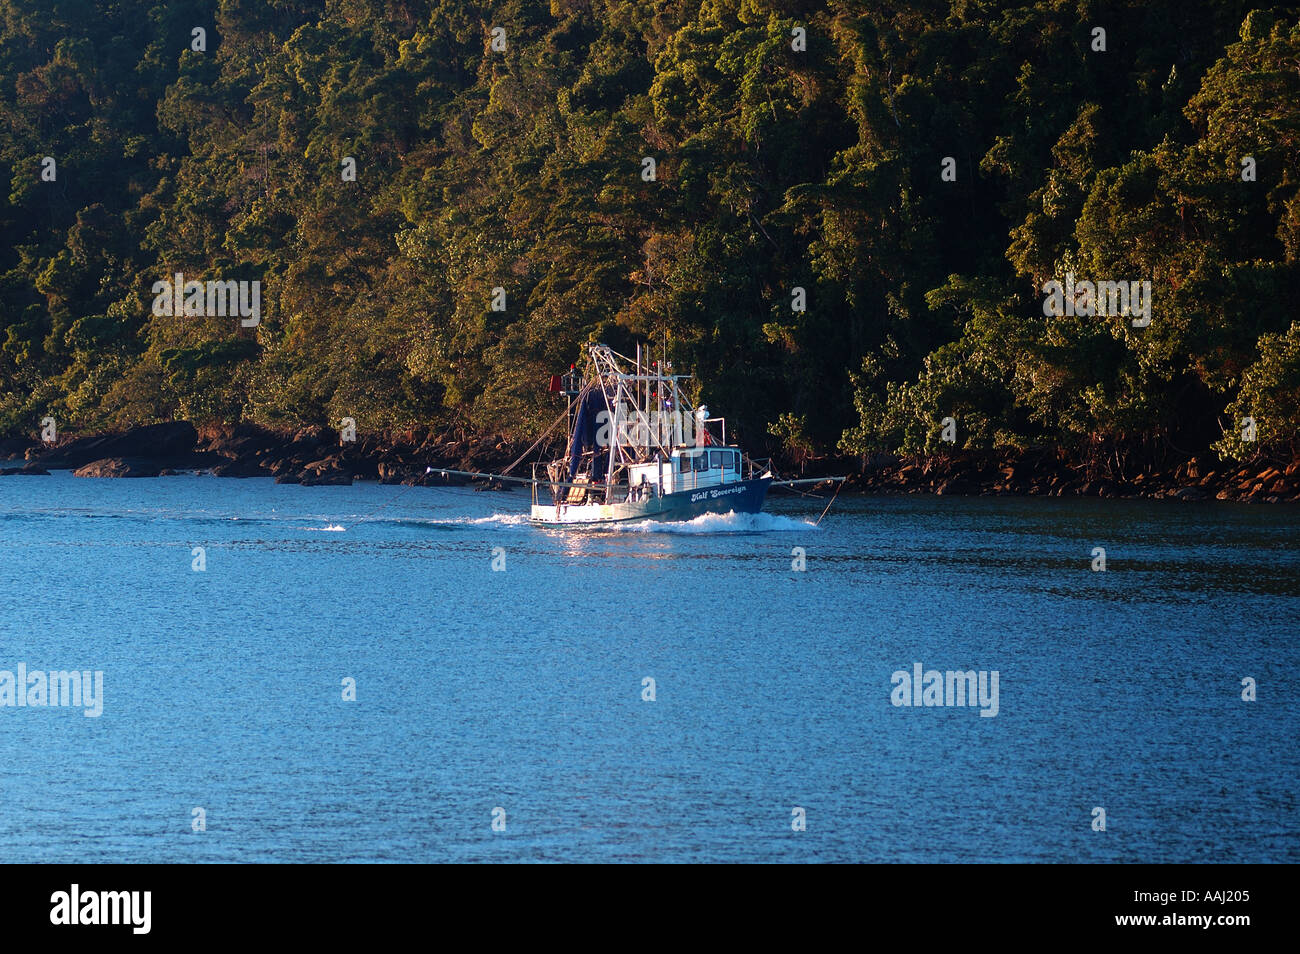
(36, 422), (198, 469)
(210, 459), (271, 478)
(300, 469), (353, 486)
(378, 461), (415, 485)
(73, 457), (162, 478)
(338, 444), (379, 480)
(296, 454), (353, 486)
(207, 433), (282, 459)
(1079, 480), (1118, 497)
(263, 457), (299, 476)
(170, 451), (225, 470)
(302, 456), (343, 474)
(292, 425), (337, 447)
(0, 437), (38, 461)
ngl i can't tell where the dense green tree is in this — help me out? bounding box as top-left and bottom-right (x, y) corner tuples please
(0, 1), (1295, 466)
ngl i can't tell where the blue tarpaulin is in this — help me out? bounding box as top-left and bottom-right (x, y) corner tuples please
(568, 387), (609, 481)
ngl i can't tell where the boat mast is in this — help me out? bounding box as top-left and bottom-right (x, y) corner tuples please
(602, 349), (617, 501)
(636, 342), (644, 453)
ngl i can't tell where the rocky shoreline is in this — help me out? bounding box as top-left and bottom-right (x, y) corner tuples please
(2, 422), (1297, 503)
(839, 447), (1300, 503)
(0, 422), (517, 487)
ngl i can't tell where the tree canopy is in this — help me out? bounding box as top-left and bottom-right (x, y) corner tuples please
(2, 1), (1296, 464)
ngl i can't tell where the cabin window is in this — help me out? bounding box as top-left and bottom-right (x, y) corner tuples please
(709, 451), (722, 468)
(678, 453), (694, 472)
(694, 453), (709, 472)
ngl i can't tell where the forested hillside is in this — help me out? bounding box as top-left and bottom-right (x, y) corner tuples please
(2, 0), (1297, 467)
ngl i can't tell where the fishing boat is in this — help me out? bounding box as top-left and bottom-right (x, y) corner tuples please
(433, 342), (841, 527)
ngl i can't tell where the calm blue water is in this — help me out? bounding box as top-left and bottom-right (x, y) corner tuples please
(0, 472), (1296, 862)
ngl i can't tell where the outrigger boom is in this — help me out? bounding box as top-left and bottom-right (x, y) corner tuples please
(427, 467), (846, 491)
(767, 476), (848, 487)
(426, 467), (597, 492)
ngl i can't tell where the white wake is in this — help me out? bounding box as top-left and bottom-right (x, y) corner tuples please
(618, 511), (818, 534)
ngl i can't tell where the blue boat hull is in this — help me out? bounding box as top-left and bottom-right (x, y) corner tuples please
(530, 477), (772, 526)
